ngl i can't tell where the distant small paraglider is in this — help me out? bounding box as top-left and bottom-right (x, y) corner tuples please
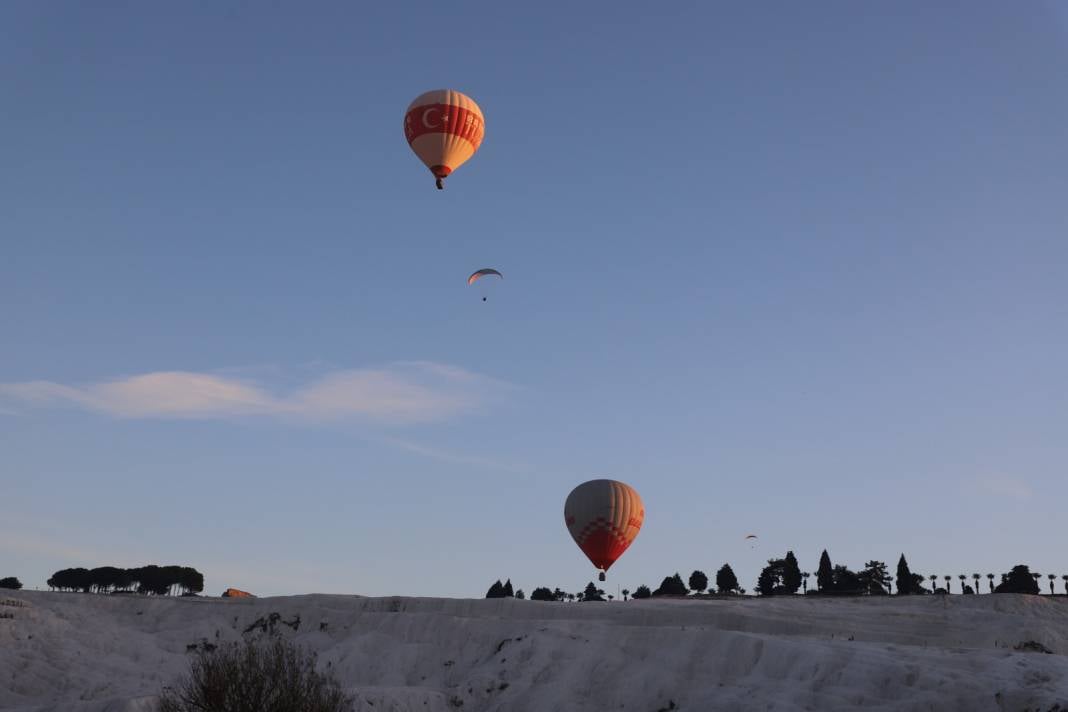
(404, 89), (485, 189)
(745, 534), (758, 549)
(564, 479), (644, 581)
(468, 268), (502, 301)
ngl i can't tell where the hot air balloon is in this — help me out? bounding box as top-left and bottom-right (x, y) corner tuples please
(564, 479), (644, 581)
(468, 268), (502, 301)
(404, 89), (485, 189)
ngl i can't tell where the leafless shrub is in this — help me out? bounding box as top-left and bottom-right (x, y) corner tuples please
(159, 637), (353, 712)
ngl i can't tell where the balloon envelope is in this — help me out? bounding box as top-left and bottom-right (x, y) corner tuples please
(404, 89), (485, 186)
(564, 479), (644, 573)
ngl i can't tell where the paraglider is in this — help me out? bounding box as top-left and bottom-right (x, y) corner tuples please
(468, 268), (502, 301)
(745, 534), (758, 549)
(564, 479), (644, 581)
(404, 89), (485, 189)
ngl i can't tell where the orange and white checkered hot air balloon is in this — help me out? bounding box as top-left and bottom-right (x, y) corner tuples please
(404, 89), (485, 189)
(564, 479), (644, 581)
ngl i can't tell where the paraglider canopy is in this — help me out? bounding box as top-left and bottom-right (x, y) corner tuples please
(467, 268), (502, 285)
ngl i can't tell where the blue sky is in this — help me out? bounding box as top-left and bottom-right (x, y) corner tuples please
(3, 2), (1068, 597)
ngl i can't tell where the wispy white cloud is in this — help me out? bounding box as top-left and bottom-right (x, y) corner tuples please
(976, 476), (1033, 501)
(0, 362), (507, 424)
(379, 435), (532, 473)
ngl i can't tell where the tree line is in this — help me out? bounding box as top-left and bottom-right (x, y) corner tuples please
(46, 565), (205, 596)
(486, 551), (1061, 601)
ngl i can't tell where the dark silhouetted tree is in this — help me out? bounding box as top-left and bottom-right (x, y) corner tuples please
(530, 587), (554, 601)
(582, 582), (605, 601)
(0, 577), (22, 590)
(816, 550), (833, 592)
(831, 565), (861, 593)
(994, 565), (1040, 594)
(716, 564), (740, 594)
(782, 552), (802, 594)
(986, 573), (994, 593)
(858, 561), (889, 595)
(515, 589), (525, 600)
(957, 574), (966, 593)
(1062, 575), (1068, 595)
(928, 574), (938, 593)
(801, 572), (810, 594)
(502, 579), (515, 598)
(757, 559), (786, 596)
(485, 580), (505, 598)
(621, 588), (630, 601)
(896, 555), (918, 595)
(1048, 574), (1056, 595)
(653, 573), (688, 596)
(632, 584), (652, 599)
(688, 570), (708, 594)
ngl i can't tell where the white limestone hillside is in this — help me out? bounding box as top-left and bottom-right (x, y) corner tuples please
(2, 591), (1068, 711)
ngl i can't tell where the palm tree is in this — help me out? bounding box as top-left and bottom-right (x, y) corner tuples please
(972, 573), (980, 592)
(987, 573), (995, 593)
(1062, 576), (1067, 595)
(1032, 572), (1042, 591)
(943, 575), (951, 592)
(958, 574), (966, 593)
(1048, 574), (1056, 595)
(802, 572), (810, 594)
(929, 574), (938, 593)
(621, 588), (630, 601)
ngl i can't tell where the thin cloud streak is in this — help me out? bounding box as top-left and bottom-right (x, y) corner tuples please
(0, 362), (507, 425)
(379, 435), (533, 474)
(976, 476), (1033, 501)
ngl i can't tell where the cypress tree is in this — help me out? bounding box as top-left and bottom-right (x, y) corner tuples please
(896, 554), (914, 595)
(502, 579), (515, 597)
(782, 551), (802, 594)
(817, 550), (834, 592)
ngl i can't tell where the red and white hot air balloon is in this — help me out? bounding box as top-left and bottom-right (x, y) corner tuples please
(403, 89), (485, 189)
(564, 479), (644, 581)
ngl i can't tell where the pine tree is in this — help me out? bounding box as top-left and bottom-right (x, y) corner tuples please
(502, 579), (514, 597)
(816, 550), (834, 592)
(632, 585), (652, 599)
(485, 580), (505, 598)
(782, 552), (802, 594)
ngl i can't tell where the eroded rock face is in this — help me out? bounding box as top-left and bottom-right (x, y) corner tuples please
(221, 588), (255, 598)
